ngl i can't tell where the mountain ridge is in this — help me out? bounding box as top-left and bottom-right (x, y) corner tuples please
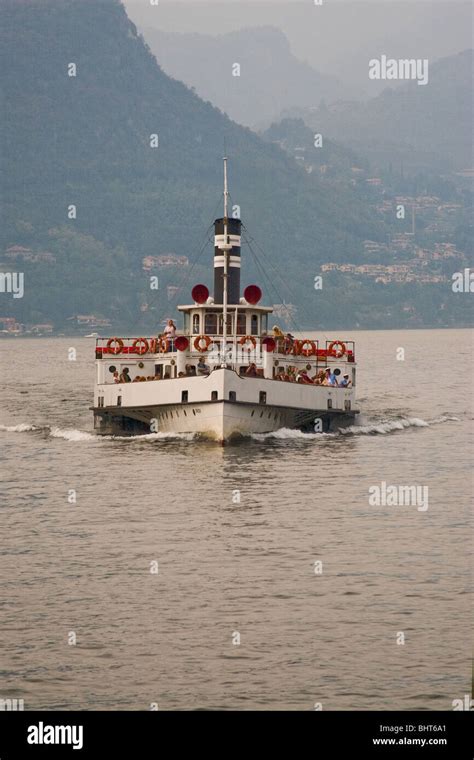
(279, 49), (473, 173)
(140, 24), (359, 128)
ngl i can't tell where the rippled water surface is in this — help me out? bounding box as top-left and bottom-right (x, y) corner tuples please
(0, 330), (471, 710)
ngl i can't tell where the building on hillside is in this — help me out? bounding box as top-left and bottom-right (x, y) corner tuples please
(272, 303), (297, 325)
(30, 324), (54, 334)
(68, 315), (112, 327)
(142, 254), (189, 271)
(0, 317), (23, 334)
(5, 246), (55, 263)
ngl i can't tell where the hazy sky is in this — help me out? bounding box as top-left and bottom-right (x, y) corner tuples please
(123, 1), (472, 90)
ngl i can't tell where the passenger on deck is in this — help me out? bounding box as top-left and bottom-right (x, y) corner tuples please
(120, 368), (131, 383)
(113, 370), (120, 384)
(197, 358), (210, 376)
(313, 370), (326, 385)
(323, 367), (338, 387)
(164, 319), (177, 351)
(297, 369), (313, 384)
(185, 364), (196, 376)
(245, 363), (258, 377)
(178, 371), (185, 378)
(339, 374), (352, 388)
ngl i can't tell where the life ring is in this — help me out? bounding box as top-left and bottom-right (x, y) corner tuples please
(132, 337), (149, 355)
(299, 339), (317, 357)
(328, 340), (346, 358)
(107, 337), (124, 355)
(158, 337), (169, 353)
(239, 335), (257, 350)
(194, 334), (212, 352)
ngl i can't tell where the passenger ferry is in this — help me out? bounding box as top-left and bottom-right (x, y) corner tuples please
(92, 159), (359, 442)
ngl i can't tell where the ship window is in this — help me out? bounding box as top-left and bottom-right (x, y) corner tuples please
(117, 396), (122, 407)
(192, 409), (196, 416)
(237, 313), (246, 335)
(205, 312), (218, 334)
(259, 391), (267, 404)
(251, 410), (255, 417)
(192, 314), (200, 334)
(211, 391), (218, 401)
(154, 364), (163, 379)
(327, 398), (333, 409)
(183, 410), (187, 416)
(260, 411), (264, 418)
(344, 400), (351, 411)
(229, 391), (237, 402)
(218, 313), (233, 335)
(251, 314), (258, 335)
(182, 391), (188, 403)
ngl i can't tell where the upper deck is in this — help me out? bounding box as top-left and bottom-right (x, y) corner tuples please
(94, 328), (356, 387)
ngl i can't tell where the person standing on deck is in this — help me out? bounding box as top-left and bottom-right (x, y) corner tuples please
(163, 319), (176, 351)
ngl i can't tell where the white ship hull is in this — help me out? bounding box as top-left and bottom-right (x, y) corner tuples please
(93, 368), (358, 442)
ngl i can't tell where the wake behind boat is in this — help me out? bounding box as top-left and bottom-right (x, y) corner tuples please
(92, 159), (359, 443)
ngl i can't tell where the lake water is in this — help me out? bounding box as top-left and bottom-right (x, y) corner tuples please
(0, 329), (471, 710)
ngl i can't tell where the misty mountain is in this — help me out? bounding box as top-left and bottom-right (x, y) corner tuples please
(0, 0), (385, 329)
(140, 25), (358, 129)
(280, 50), (473, 174)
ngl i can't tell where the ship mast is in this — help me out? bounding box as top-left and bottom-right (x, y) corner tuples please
(221, 156), (231, 364)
